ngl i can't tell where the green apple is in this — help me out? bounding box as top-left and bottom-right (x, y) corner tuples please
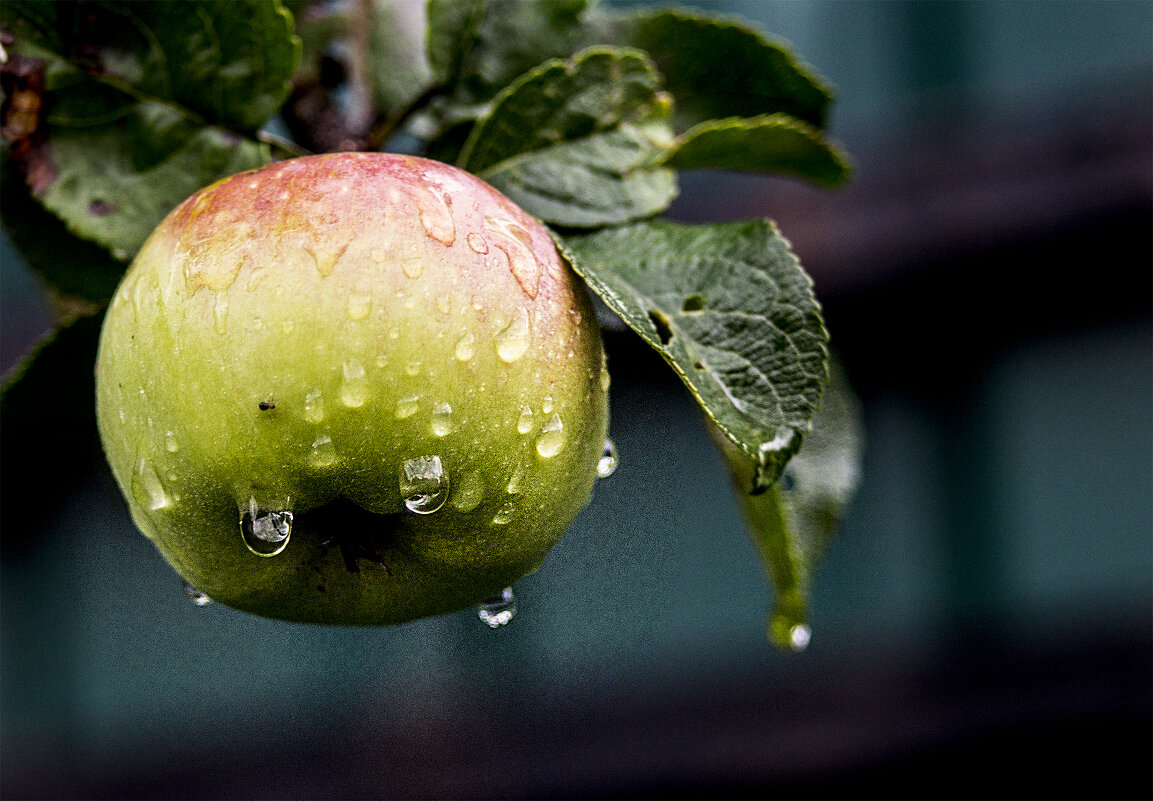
(95, 152), (610, 625)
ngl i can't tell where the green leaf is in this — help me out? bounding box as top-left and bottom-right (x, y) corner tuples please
(461, 47), (678, 228)
(426, 0), (590, 101)
(560, 219), (829, 485)
(0, 0), (300, 260)
(709, 358), (864, 651)
(601, 8), (834, 132)
(367, 0), (434, 120)
(660, 114), (852, 186)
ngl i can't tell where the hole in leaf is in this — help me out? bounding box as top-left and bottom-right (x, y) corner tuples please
(682, 294), (706, 312)
(648, 309), (673, 346)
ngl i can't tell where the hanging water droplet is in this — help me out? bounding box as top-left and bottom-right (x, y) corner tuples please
(455, 331), (475, 361)
(131, 459), (172, 511)
(431, 402), (455, 436)
(494, 307), (530, 363)
(400, 456), (449, 514)
(477, 587), (517, 628)
(241, 502), (293, 557)
(506, 464), (526, 494)
(516, 405), (534, 434)
(304, 389), (325, 423)
(788, 624), (812, 651)
(492, 501), (515, 525)
(309, 434), (337, 467)
(467, 232), (489, 254)
(346, 291), (372, 320)
(341, 360), (368, 407)
(451, 470), (485, 512)
(597, 438), (619, 478)
(541, 394), (554, 414)
(182, 579), (212, 607)
(164, 430), (179, 453)
(768, 608), (811, 653)
(401, 258), (423, 279)
(535, 414), (566, 458)
(396, 395), (420, 419)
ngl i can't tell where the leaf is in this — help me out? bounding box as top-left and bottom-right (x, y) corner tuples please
(367, 0), (434, 120)
(460, 47), (678, 228)
(709, 358), (864, 651)
(660, 114), (852, 187)
(599, 8), (834, 132)
(560, 219), (829, 486)
(0, 0), (300, 260)
(426, 0), (590, 102)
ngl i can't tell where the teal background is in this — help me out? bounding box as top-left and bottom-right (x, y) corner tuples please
(3, 1), (1151, 797)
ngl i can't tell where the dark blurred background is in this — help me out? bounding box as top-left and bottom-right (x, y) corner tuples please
(2, 1), (1151, 798)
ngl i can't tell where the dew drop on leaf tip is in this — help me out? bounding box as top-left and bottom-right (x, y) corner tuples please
(477, 587), (517, 628)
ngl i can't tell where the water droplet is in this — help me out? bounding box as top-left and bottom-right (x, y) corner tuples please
(492, 501), (515, 525)
(213, 295), (229, 335)
(477, 587), (517, 627)
(396, 395), (420, 419)
(282, 320), (295, 334)
(411, 184), (456, 246)
(402, 258), (423, 279)
(600, 361), (611, 393)
(788, 624), (812, 651)
(535, 414), (566, 458)
(768, 608), (811, 652)
(494, 307), (530, 363)
(451, 471), (484, 512)
(389, 326), (400, 340)
(341, 360), (367, 407)
(131, 459), (172, 511)
(164, 430), (179, 452)
(761, 428), (797, 455)
(597, 438), (619, 478)
(370, 248), (387, 263)
(405, 361), (422, 376)
(347, 291), (372, 320)
(400, 456), (449, 514)
(471, 295), (484, 311)
(309, 434), (336, 467)
(436, 295), (451, 315)
(455, 331), (475, 361)
(506, 464), (527, 494)
(541, 394), (554, 414)
(516, 405), (534, 434)
(466, 232), (489, 254)
(182, 580), (212, 607)
(375, 353), (389, 368)
(431, 402), (455, 436)
(304, 389), (325, 423)
(241, 502), (293, 557)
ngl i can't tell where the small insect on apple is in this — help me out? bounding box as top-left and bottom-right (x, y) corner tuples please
(96, 153), (611, 626)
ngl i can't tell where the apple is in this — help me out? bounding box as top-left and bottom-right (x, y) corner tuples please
(95, 152), (610, 625)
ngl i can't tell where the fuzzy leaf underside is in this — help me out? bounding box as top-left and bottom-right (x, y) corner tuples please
(560, 219), (829, 486)
(0, 0), (299, 259)
(461, 47), (677, 228)
(710, 359), (864, 650)
(661, 114), (852, 186)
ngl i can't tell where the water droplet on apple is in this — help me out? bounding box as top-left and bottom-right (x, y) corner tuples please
(241, 502), (293, 557)
(396, 395), (420, 419)
(477, 587), (517, 627)
(164, 430), (179, 452)
(492, 501), (515, 525)
(402, 258), (423, 279)
(282, 320), (295, 334)
(309, 434), (336, 467)
(304, 389), (325, 423)
(400, 455), (449, 514)
(405, 361), (422, 376)
(597, 438), (619, 478)
(466, 232), (489, 254)
(182, 580), (212, 606)
(516, 405), (534, 434)
(213, 295), (229, 334)
(535, 414), (565, 458)
(431, 402), (455, 436)
(131, 459), (172, 511)
(370, 248), (387, 263)
(451, 470), (485, 512)
(455, 331), (475, 361)
(506, 463), (526, 494)
(436, 295), (451, 315)
(494, 307), (530, 363)
(340, 360), (368, 407)
(346, 291), (372, 320)
(541, 394), (554, 414)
